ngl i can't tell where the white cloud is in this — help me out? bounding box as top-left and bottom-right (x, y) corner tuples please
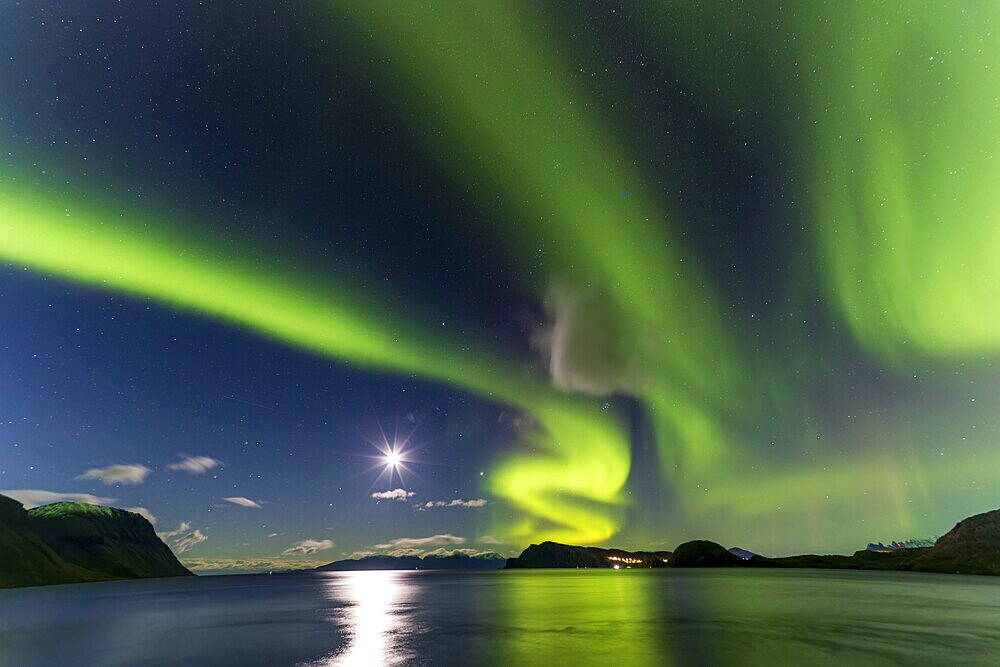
(126, 507), (157, 525)
(420, 498), (487, 509)
(384, 548), (426, 557)
(1, 489), (115, 509)
(222, 496), (262, 509)
(347, 550), (376, 560)
(157, 522), (207, 554)
(77, 464), (151, 485)
(281, 539), (334, 556)
(478, 535), (502, 545)
(380, 546), (494, 558)
(374, 534), (465, 550)
(371, 488), (415, 501)
(157, 521), (192, 540)
(170, 530), (207, 554)
(424, 548), (494, 557)
(181, 558), (326, 573)
(267, 533), (279, 539)
(167, 455), (222, 475)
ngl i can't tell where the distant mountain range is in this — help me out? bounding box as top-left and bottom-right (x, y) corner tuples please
(728, 547), (758, 560)
(0, 493), (192, 588)
(865, 538), (936, 552)
(317, 552), (506, 571)
(6, 491), (999, 587)
(503, 508), (1000, 576)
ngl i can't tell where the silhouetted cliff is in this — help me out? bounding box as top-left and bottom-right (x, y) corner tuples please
(0, 494), (192, 588)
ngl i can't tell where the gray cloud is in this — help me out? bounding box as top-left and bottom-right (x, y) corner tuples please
(281, 539), (334, 556)
(170, 530), (208, 554)
(420, 498), (487, 509)
(222, 496), (262, 509)
(167, 455), (222, 474)
(181, 558), (327, 573)
(0, 489), (115, 509)
(77, 464), (151, 485)
(533, 283), (635, 396)
(157, 522), (207, 554)
(424, 548), (495, 557)
(157, 521), (192, 540)
(373, 534), (465, 550)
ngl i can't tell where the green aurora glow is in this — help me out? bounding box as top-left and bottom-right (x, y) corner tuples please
(2, 2), (998, 551)
(0, 183), (629, 544)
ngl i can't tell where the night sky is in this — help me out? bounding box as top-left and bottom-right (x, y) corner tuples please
(2, 2), (998, 572)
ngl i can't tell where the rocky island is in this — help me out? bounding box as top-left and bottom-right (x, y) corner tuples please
(505, 542), (671, 569)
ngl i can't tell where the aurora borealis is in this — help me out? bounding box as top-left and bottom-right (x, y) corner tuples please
(1, 1), (998, 567)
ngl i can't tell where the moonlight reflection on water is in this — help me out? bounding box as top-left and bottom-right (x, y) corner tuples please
(317, 571), (417, 666)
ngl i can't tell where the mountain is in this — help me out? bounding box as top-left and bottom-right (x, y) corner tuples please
(749, 548), (929, 572)
(669, 540), (744, 567)
(750, 509), (1000, 575)
(503, 507), (1000, 575)
(504, 541), (671, 568)
(728, 547), (758, 560)
(318, 552), (506, 571)
(0, 494), (192, 588)
(911, 508), (1000, 575)
(865, 538), (936, 552)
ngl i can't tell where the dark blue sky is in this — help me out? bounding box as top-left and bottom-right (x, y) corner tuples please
(2, 2), (997, 569)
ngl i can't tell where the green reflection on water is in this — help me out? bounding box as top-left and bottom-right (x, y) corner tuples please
(489, 569), (1000, 666)
(496, 570), (673, 666)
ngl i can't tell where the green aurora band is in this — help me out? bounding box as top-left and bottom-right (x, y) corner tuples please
(319, 1), (1000, 545)
(322, 0), (755, 500)
(0, 183), (629, 545)
(2, 1), (999, 550)
(634, 1), (1000, 361)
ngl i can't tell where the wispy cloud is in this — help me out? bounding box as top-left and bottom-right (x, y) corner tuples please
(171, 530), (207, 554)
(267, 533), (279, 538)
(478, 535), (502, 545)
(371, 488), (415, 501)
(0, 489), (115, 509)
(181, 558), (326, 573)
(425, 548), (497, 557)
(167, 455), (222, 474)
(374, 534), (465, 550)
(419, 498), (487, 509)
(384, 547), (427, 557)
(381, 546), (494, 558)
(222, 496), (262, 509)
(157, 521), (192, 540)
(126, 506), (157, 525)
(77, 464), (151, 485)
(347, 550), (376, 560)
(281, 539), (334, 556)
(157, 522), (207, 554)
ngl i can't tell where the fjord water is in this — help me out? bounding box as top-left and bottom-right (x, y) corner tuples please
(2, 569), (998, 666)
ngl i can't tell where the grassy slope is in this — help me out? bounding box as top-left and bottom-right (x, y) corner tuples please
(0, 495), (191, 588)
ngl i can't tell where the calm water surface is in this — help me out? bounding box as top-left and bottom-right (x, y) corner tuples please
(1, 569), (999, 666)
